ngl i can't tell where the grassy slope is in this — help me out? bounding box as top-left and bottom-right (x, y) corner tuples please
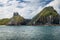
(29, 6), (59, 24)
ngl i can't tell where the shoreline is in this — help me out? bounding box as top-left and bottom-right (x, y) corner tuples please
(0, 24), (60, 26)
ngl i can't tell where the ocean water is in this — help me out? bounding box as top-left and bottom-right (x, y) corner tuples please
(0, 26), (60, 40)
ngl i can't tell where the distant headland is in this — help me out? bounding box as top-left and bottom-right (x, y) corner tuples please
(0, 6), (60, 26)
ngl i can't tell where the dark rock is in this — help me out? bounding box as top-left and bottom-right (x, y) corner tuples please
(13, 12), (19, 16)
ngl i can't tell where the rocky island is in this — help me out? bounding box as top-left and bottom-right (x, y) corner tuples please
(29, 6), (60, 25)
(0, 6), (60, 26)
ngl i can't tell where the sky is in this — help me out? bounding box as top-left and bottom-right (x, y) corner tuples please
(0, 0), (59, 19)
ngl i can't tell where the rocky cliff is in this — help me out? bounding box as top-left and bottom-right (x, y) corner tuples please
(0, 6), (60, 26)
(8, 12), (24, 25)
(29, 6), (59, 25)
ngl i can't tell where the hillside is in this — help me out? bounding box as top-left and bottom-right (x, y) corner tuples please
(0, 18), (10, 25)
(7, 12), (24, 25)
(29, 6), (59, 25)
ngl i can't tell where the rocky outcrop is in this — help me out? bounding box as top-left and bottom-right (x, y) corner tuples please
(7, 6), (60, 26)
(7, 12), (24, 25)
(29, 6), (59, 25)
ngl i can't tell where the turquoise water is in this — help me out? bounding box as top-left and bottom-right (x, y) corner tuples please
(0, 26), (60, 40)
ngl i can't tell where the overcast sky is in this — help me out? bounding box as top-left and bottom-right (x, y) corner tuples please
(0, 0), (59, 19)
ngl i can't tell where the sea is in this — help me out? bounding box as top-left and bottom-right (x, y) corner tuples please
(0, 25), (60, 40)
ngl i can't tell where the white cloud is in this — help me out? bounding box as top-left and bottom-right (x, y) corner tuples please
(0, 0), (53, 19)
(0, 0), (8, 3)
(46, 0), (60, 14)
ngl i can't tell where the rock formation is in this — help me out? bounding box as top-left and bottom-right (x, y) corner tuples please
(6, 6), (60, 26)
(29, 6), (59, 25)
(8, 12), (24, 25)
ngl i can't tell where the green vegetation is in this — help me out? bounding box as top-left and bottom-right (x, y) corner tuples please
(13, 15), (24, 23)
(7, 12), (25, 25)
(40, 7), (58, 17)
(0, 6), (59, 25)
(0, 13), (24, 25)
(0, 18), (10, 25)
(29, 6), (59, 25)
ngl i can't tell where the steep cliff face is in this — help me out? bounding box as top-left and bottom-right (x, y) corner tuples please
(29, 6), (59, 25)
(8, 12), (24, 25)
